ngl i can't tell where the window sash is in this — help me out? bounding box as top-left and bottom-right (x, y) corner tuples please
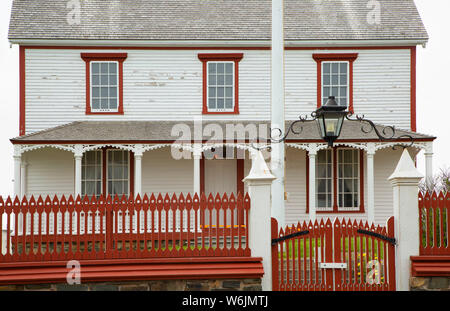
(107, 150), (130, 197)
(90, 61), (119, 112)
(81, 150), (102, 198)
(316, 149), (333, 211)
(206, 61), (235, 112)
(321, 61), (349, 107)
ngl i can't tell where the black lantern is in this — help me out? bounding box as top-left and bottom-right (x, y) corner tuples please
(315, 96), (347, 147)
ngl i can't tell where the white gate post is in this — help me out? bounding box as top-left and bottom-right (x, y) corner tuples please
(244, 149), (276, 291)
(388, 149), (423, 291)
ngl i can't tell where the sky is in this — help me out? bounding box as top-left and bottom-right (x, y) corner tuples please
(0, 0), (448, 196)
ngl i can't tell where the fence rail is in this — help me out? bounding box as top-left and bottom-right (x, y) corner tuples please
(0, 193), (250, 263)
(419, 191), (449, 255)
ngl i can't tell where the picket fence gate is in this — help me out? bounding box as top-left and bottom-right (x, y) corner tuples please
(271, 217), (396, 291)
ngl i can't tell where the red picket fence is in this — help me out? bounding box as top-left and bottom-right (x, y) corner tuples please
(0, 193), (250, 263)
(271, 217), (396, 291)
(419, 191), (450, 255)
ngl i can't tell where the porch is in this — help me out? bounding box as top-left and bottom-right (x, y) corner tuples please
(10, 120), (435, 225)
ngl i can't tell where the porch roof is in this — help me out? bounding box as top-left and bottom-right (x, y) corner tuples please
(10, 120), (436, 144)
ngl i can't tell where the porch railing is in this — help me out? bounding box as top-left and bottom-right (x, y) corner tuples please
(419, 191), (449, 255)
(0, 193), (250, 263)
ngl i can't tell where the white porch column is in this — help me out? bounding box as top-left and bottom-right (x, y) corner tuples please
(244, 149), (276, 291)
(193, 144), (202, 195)
(388, 149), (423, 291)
(424, 142), (434, 187)
(270, 0), (286, 228)
(134, 144), (143, 197)
(308, 144), (317, 221)
(74, 145), (83, 197)
(13, 145), (22, 198)
(367, 143), (376, 224)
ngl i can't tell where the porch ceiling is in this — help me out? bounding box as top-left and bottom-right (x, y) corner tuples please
(10, 120), (435, 144)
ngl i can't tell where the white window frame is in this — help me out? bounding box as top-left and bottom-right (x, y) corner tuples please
(90, 61), (120, 113)
(321, 61), (349, 107)
(206, 61), (235, 113)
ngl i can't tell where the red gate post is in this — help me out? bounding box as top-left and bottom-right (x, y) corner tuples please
(271, 218), (279, 291)
(388, 149), (423, 291)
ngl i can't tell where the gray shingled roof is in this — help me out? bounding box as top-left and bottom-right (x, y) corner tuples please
(10, 121), (435, 143)
(9, 0), (428, 42)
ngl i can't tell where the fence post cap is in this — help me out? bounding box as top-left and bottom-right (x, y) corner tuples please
(243, 150), (275, 183)
(388, 149), (423, 181)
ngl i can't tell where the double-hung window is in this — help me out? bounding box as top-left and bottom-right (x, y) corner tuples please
(81, 149), (130, 198)
(81, 53), (127, 115)
(313, 53), (358, 112)
(313, 148), (364, 213)
(198, 53), (243, 114)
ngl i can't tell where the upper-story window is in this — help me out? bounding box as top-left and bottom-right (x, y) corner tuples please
(322, 62), (349, 107)
(81, 53), (128, 115)
(198, 53), (243, 114)
(313, 53), (358, 112)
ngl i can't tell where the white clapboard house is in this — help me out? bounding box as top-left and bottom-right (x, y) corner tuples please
(8, 0), (434, 226)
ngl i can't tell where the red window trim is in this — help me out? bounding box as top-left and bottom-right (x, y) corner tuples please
(306, 148), (365, 214)
(312, 53), (358, 113)
(198, 53), (243, 115)
(80, 53), (128, 115)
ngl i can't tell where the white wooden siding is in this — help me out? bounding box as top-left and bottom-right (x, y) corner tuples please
(24, 148), (74, 197)
(25, 48), (412, 134)
(141, 147), (194, 195)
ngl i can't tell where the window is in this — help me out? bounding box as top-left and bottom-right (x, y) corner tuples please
(313, 53), (358, 112)
(322, 62), (348, 106)
(198, 53), (243, 114)
(310, 148), (364, 213)
(81, 149), (131, 198)
(91, 62), (119, 112)
(81, 150), (102, 198)
(81, 53), (127, 115)
(107, 150), (129, 196)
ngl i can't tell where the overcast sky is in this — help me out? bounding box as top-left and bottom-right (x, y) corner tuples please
(0, 0), (448, 196)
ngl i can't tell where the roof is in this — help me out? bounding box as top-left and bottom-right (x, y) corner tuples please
(10, 120), (436, 144)
(8, 0), (428, 43)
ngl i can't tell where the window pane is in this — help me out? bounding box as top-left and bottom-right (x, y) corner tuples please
(92, 99), (100, 109)
(340, 63), (347, 74)
(101, 99), (108, 109)
(323, 63), (330, 73)
(109, 99), (117, 109)
(209, 74), (216, 85)
(217, 87), (224, 98)
(225, 75), (233, 85)
(340, 74), (347, 85)
(101, 63), (109, 74)
(340, 87), (347, 97)
(323, 74), (330, 85)
(208, 98), (216, 109)
(92, 87), (100, 98)
(100, 75), (109, 86)
(225, 99), (233, 109)
(317, 179), (326, 192)
(217, 98), (224, 109)
(332, 87), (339, 97)
(217, 63), (224, 74)
(323, 87), (330, 97)
(101, 87), (108, 97)
(332, 75), (339, 85)
(344, 194), (353, 207)
(109, 87), (117, 98)
(217, 75), (225, 85)
(225, 87), (233, 98)
(225, 63), (233, 74)
(92, 63), (100, 74)
(208, 63), (216, 74)
(209, 87), (216, 98)
(109, 74), (117, 85)
(92, 75), (100, 85)
(109, 63), (117, 74)
(317, 194), (327, 208)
